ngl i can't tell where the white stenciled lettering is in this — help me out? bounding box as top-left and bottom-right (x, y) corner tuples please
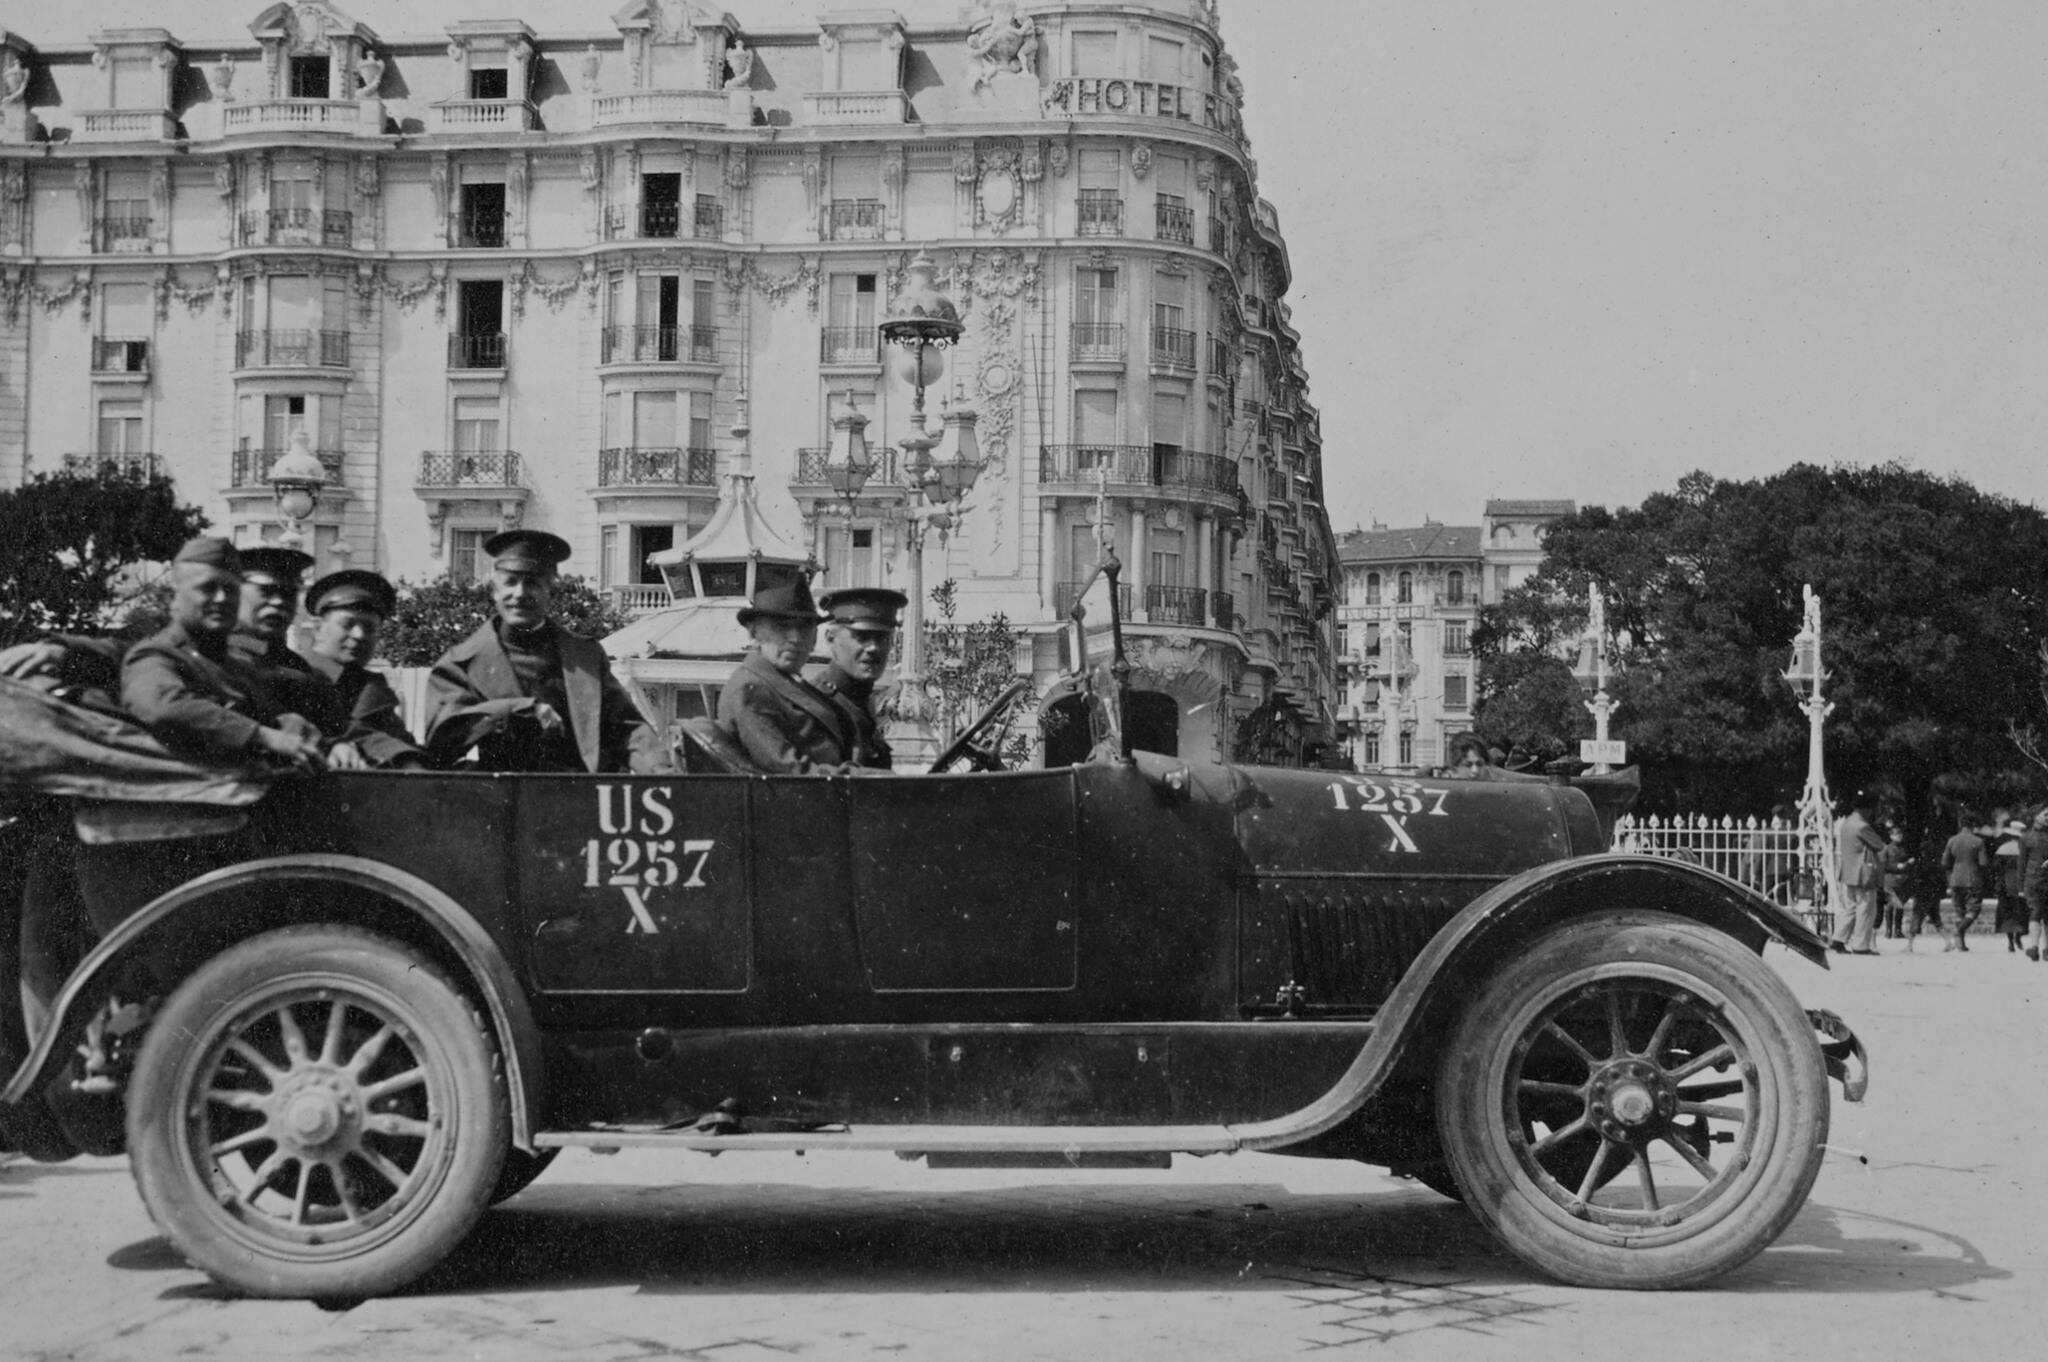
(644, 839), (679, 887)
(596, 783), (631, 835)
(605, 838), (643, 886)
(1382, 814), (1419, 854)
(619, 884), (660, 934)
(1427, 786), (1452, 817)
(640, 785), (675, 836)
(680, 839), (715, 889)
(1387, 781), (1425, 815)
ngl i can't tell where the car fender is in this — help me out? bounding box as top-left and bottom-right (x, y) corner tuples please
(0, 854), (546, 1150)
(1230, 853), (1831, 1151)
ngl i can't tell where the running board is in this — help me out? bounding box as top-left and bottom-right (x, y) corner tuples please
(534, 1124), (1243, 1156)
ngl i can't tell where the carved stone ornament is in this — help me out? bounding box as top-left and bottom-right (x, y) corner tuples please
(965, 3), (1039, 94)
(211, 56), (235, 102)
(578, 147), (601, 191)
(354, 156), (379, 199)
(1048, 143), (1070, 178)
(724, 149), (749, 189)
(818, 31), (838, 55)
(1131, 143), (1153, 180)
(580, 44), (602, 93)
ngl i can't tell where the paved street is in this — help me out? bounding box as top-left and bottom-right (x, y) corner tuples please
(3, 937), (2043, 1362)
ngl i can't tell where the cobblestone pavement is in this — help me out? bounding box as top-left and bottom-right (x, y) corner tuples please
(3, 938), (2042, 1361)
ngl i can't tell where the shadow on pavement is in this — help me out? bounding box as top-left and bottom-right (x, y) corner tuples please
(1719, 1200), (2006, 1295)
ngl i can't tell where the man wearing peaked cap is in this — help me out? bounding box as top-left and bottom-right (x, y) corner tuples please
(227, 543), (364, 770)
(302, 569), (426, 769)
(717, 575), (860, 775)
(120, 536), (327, 773)
(811, 585), (907, 771)
(424, 528), (669, 773)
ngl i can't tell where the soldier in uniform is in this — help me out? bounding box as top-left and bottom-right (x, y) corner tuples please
(228, 545), (363, 769)
(718, 578), (858, 775)
(302, 569), (427, 769)
(424, 530), (669, 773)
(120, 537), (326, 772)
(812, 586), (906, 771)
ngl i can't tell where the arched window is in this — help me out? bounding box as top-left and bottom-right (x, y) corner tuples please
(1446, 570), (1465, 605)
(1397, 571), (1413, 604)
(1364, 571), (1381, 605)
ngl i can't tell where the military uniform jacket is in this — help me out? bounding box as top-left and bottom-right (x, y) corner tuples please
(424, 619), (667, 774)
(120, 621), (287, 762)
(302, 651), (425, 768)
(719, 651), (855, 775)
(811, 662), (893, 770)
(230, 634), (349, 741)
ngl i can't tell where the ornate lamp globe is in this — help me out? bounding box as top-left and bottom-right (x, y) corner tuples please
(878, 252), (964, 354)
(267, 427), (328, 525)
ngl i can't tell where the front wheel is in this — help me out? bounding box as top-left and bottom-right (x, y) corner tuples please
(126, 926), (509, 1299)
(1436, 912), (1829, 1289)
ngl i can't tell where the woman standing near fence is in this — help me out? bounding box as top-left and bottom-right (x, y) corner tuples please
(1879, 824), (1912, 940)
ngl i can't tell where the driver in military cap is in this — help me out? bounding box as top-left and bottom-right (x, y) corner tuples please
(302, 569), (427, 770)
(718, 577), (860, 775)
(228, 544), (361, 769)
(812, 586), (907, 771)
(423, 529), (669, 773)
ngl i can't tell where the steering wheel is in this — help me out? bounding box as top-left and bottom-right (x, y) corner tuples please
(928, 679), (1033, 774)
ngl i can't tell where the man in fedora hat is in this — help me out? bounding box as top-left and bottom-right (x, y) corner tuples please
(718, 576), (858, 775)
(302, 569), (426, 770)
(424, 529), (668, 773)
(228, 544), (363, 770)
(812, 586), (907, 770)
(120, 537), (326, 772)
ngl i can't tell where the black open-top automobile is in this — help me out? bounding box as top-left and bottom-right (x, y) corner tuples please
(0, 646), (1867, 1300)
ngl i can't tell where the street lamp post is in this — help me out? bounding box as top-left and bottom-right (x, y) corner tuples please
(873, 251), (977, 722)
(266, 426), (328, 551)
(1574, 584), (1620, 774)
(1782, 583), (1840, 927)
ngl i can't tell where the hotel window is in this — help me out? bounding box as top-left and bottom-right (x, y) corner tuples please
(1077, 150), (1122, 235)
(1444, 674), (1468, 709)
(1444, 620), (1469, 655)
(1363, 572), (1380, 605)
(821, 524), (877, 590)
(101, 170), (151, 248)
(109, 51), (161, 107)
(1071, 30), (1116, 76)
(1075, 266), (1119, 353)
(1363, 621), (1380, 660)
(1397, 571), (1413, 604)
(1398, 729), (1414, 766)
(97, 399), (144, 455)
(289, 53), (330, 99)
(1494, 564), (1512, 596)
(688, 390), (714, 453)
(1150, 391), (1187, 477)
(453, 396), (502, 454)
(469, 60), (510, 101)
(1149, 528), (1184, 589)
(600, 525), (619, 590)
(1446, 569), (1465, 605)
(450, 529), (491, 585)
(1145, 36), (1184, 81)
(825, 273), (878, 362)
(629, 526), (673, 585)
(1363, 730), (1380, 765)
(829, 155), (884, 240)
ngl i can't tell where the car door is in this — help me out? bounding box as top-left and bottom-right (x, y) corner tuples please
(846, 769), (1080, 992)
(518, 774), (752, 994)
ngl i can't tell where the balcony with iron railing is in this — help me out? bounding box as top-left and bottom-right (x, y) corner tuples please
(591, 88), (729, 128)
(1151, 325), (1197, 371)
(827, 199), (886, 241)
(1077, 189), (1123, 237)
(239, 208), (352, 247)
(1038, 445), (1240, 499)
(234, 330), (350, 369)
(1071, 322), (1125, 362)
(90, 338), (151, 376)
(62, 451), (160, 478)
(1054, 578), (1134, 619)
(448, 333), (508, 370)
(600, 324), (719, 365)
(223, 98), (371, 136)
(597, 446), (717, 488)
(95, 211), (152, 252)
(1144, 582), (1207, 627)
(820, 327), (881, 365)
(454, 210), (507, 249)
(417, 450), (524, 490)
(791, 445), (899, 490)
(1154, 194), (1194, 245)
(231, 446), (347, 489)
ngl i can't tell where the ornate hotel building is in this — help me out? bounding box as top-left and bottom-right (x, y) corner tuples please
(0, 0), (1336, 764)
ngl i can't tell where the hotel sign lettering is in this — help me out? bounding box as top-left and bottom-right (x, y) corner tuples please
(1041, 79), (1243, 140)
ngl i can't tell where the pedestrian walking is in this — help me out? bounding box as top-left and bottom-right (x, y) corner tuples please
(2019, 809), (2048, 963)
(1878, 824), (1912, 940)
(1992, 816), (2029, 951)
(1829, 796), (1885, 955)
(1941, 814), (1988, 951)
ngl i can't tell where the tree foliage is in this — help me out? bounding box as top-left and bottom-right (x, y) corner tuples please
(377, 573), (633, 666)
(0, 467), (210, 645)
(1475, 463), (2048, 827)
(900, 578), (1035, 760)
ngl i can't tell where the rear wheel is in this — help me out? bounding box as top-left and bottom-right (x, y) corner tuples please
(126, 926), (508, 1299)
(1436, 912), (1828, 1289)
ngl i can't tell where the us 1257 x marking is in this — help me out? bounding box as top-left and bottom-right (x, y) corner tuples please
(1325, 778), (1450, 854)
(582, 784), (715, 933)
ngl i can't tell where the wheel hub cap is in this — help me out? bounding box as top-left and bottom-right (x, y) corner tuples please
(1586, 1058), (1678, 1142)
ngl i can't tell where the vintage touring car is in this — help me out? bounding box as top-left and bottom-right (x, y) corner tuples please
(0, 663), (1867, 1300)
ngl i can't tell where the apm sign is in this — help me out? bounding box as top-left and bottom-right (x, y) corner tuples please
(1041, 79), (1243, 140)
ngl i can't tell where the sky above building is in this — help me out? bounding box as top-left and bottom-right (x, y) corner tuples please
(36, 2), (2048, 530)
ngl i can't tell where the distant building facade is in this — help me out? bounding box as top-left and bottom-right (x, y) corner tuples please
(1334, 500), (1573, 770)
(0, 0), (1337, 764)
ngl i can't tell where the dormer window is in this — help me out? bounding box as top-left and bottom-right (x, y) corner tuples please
(290, 54), (330, 98)
(469, 63), (508, 100)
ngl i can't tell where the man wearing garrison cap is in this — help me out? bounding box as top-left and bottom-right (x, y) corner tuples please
(228, 545), (364, 770)
(423, 530), (669, 773)
(119, 537), (326, 771)
(717, 576), (861, 775)
(811, 586), (907, 770)
(302, 569), (427, 769)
